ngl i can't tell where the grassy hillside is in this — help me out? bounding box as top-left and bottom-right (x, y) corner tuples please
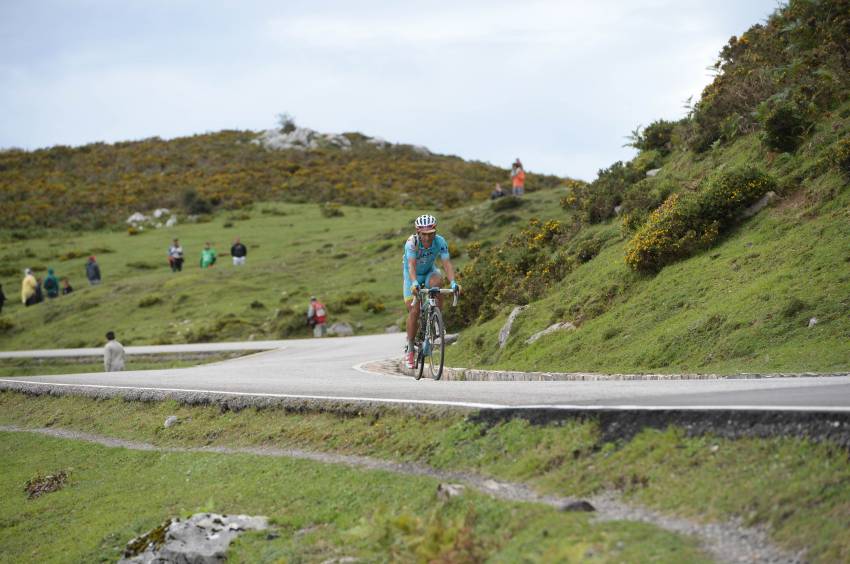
(0, 191), (563, 351)
(0, 128), (564, 231)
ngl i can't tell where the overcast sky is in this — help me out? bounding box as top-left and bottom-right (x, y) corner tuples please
(1, 1), (779, 180)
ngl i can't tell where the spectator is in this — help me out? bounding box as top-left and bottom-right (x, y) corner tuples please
(511, 159), (526, 196)
(306, 296), (327, 337)
(230, 237), (248, 266)
(21, 268), (38, 306)
(103, 331), (126, 372)
(34, 277), (44, 304)
(168, 238), (184, 272)
(61, 278), (74, 295)
(490, 183), (506, 200)
(86, 256), (102, 285)
(43, 267), (60, 299)
(0, 283), (6, 314)
(200, 242), (217, 269)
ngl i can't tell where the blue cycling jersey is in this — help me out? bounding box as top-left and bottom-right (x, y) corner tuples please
(402, 234), (450, 279)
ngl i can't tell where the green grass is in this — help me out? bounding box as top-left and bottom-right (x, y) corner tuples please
(2, 391), (849, 562)
(0, 190), (563, 352)
(0, 431), (709, 563)
(0, 353), (243, 377)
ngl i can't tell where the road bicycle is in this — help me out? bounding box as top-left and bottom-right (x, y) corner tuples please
(411, 287), (459, 381)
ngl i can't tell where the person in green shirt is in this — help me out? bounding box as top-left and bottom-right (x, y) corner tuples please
(200, 242), (217, 269)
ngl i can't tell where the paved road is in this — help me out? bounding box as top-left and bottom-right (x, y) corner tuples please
(2, 334), (849, 410)
(0, 340), (287, 359)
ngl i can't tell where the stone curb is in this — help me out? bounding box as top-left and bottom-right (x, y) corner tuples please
(368, 359), (850, 382)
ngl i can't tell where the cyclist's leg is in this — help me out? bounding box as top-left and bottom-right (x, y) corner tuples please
(427, 267), (444, 308)
(403, 273), (421, 352)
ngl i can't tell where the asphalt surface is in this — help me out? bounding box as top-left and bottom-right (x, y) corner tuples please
(2, 334), (849, 411)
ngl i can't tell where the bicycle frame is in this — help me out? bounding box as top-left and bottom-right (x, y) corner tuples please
(411, 287), (458, 380)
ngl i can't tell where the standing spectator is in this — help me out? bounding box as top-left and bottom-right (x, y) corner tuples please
(490, 183), (506, 200)
(86, 256), (102, 285)
(230, 237), (247, 266)
(34, 277), (44, 304)
(21, 268), (38, 306)
(511, 159), (526, 196)
(0, 283), (6, 314)
(43, 267), (60, 299)
(103, 331), (126, 372)
(168, 238), (184, 272)
(200, 242), (217, 269)
(61, 278), (74, 295)
(306, 296), (327, 337)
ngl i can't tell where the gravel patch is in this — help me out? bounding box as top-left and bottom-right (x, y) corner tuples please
(1, 424), (803, 563)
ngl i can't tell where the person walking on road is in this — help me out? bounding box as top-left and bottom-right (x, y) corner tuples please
(104, 331), (126, 372)
(168, 238), (184, 272)
(230, 237), (247, 266)
(21, 268), (38, 306)
(43, 267), (60, 299)
(511, 159), (526, 196)
(86, 256), (102, 285)
(200, 242), (217, 269)
(307, 296), (327, 337)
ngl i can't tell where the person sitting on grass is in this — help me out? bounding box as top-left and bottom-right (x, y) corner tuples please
(61, 278), (73, 295)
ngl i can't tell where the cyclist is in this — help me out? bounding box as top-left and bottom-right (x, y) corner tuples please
(403, 214), (459, 369)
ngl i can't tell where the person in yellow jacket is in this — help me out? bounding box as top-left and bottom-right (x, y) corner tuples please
(21, 268), (38, 307)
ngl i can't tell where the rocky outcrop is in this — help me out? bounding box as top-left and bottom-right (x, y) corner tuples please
(498, 306), (527, 349)
(328, 322), (354, 337)
(120, 513), (268, 564)
(741, 191), (777, 219)
(526, 322), (577, 344)
(253, 127), (352, 151)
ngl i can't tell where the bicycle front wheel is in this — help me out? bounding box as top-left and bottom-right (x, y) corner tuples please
(427, 308), (445, 380)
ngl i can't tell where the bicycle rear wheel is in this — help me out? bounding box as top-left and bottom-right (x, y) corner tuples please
(427, 308), (445, 380)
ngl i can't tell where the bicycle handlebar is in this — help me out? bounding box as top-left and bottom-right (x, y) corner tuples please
(412, 287), (459, 307)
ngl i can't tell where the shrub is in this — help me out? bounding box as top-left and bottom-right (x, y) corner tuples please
(0, 318), (15, 335)
(250, 300), (266, 309)
(363, 300), (386, 314)
(182, 188), (213, 215)
(620, 178), (678, 233)
(830, 137), (850, 177)
(127, 261), (158, 270)
(561, 162), (641, 224)
(625, 167), (776, 272)
(640, 120), (676, 154)
(758, 98), (811, 152)
(491, 195), (524, 212)
(138, 295), (163, 308)
(319, 202), (344, 217)
(447, 241), (462, 259)
(450, 217), (477, 238)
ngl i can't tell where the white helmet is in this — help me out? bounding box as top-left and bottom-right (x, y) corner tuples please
(414, 214), (437, 232)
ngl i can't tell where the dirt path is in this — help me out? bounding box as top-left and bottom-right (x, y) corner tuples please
(1, 424), (802, 563)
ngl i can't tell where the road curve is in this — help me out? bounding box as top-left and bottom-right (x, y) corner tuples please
(2, 334), (849, 411)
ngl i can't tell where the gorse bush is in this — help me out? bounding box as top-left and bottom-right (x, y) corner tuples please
(561, 162), (641, 224)
(757, 96), (812, 152)
(625, 167), (776, 272)
(685, 0), (850, 153)
(319, 202), (344, 218)
(830, 136), (850, 176)
(620, 178), (678, 233)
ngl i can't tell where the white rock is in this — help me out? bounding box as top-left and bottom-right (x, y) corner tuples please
(526, 321), (577, 344)
(165, 215), (178, 228)
(164, 415), (179, 428)
(498, 306), (527, 349)
(741, 191), (777, 219)
(126, 212), (148, 225)
(614, 205), (623, 215)
(436, 483), (466, 500)
(808, 317), (818, 328)
(152, 208), (170, 219)
(646, 168), (661, 177)
(328, 322), (354, 337)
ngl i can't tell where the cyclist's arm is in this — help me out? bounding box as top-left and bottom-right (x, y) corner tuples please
(407, 257), (418, 286)
(442, 258), (456, 285)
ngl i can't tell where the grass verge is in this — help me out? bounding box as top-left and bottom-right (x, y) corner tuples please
(1, 391), (848, 562)
(0, 352), (246, 377)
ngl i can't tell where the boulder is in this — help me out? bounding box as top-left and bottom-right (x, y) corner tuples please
(126, 212), (148, 225)
(120, 513), (268, 564)
(526, 321), (576, 344)
(152, 208), (170, 219)
(559, 500), (596, 512)
(328, 322), (354, 337)
(436, 483), (466, 500)
(646, 168), (661, 177)
(498, 306), (527, 349)
(808, 317), (818, 328)
(164, 416), (178, 428)
(165, 215), (178, 228)
(741, 191), (777, 219)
